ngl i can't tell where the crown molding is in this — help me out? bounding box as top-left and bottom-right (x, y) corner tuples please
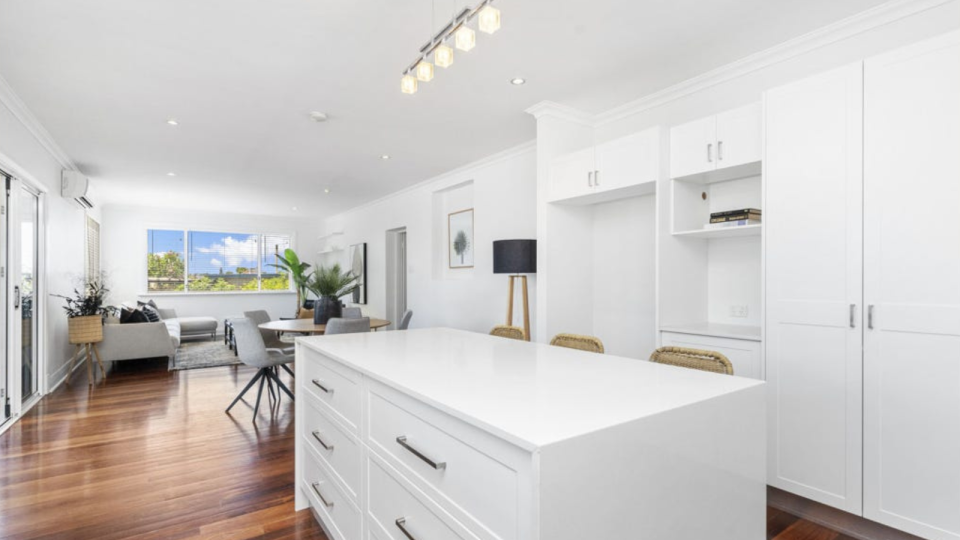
(594, 0), (953, 126)
(325, 139), (537, 222)
(524, 100), (596, 126)
(0, 73), (77, 171)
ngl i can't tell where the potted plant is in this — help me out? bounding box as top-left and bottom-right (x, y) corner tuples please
(306, 264), (359, 325)
(56, 280), (116, 345)
(268, 248), (312, 317)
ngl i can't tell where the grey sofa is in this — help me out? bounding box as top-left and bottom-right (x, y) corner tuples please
(97, 307), (217, 363)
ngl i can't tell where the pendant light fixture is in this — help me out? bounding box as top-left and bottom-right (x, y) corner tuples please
(400, 0), (501, 94)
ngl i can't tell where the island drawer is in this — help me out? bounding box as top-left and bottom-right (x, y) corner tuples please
(301, 347), (361, 433)
(366, 383), (520, 540)
(304, 391), (362, 503)
(367, 457), (476, 540)
(303, 445), (361, 540)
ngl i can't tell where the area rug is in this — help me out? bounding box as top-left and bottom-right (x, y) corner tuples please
(170, 340), (242, 371)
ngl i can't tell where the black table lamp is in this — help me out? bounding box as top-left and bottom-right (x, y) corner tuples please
(493, 239), (537, 340)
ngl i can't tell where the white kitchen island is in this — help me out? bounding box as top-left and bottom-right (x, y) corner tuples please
(294, 328), (765, 540)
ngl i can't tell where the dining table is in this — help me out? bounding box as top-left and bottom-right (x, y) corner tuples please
(257, 317), (391, 335)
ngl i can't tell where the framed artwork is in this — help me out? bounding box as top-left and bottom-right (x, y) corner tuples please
(448, 208), (474, 269)
(350, 242), (367, 304)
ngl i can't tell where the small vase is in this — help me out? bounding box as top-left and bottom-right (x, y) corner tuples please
(313, 296), (342, 325)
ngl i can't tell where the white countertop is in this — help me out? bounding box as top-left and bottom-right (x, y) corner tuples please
(298, 328), (764, 450)
(660, 322), (762, 341)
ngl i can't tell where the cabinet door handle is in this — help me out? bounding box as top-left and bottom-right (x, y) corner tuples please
(868, 305), (875, 330)
(587, 171), (594, 187)
(396, 436), (446, 470)
(718, 140), (723, 161)
(395, 518), (417, 540)
(311, 379), (333, 394)
(849, 304), (856, 328)
(311, 482), (334, 508)
(312, 430), (334, 451)
(707, 143), (713, 163)
(594, 170), (600, 186)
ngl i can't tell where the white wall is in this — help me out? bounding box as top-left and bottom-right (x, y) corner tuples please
(318, 143), (537, 337)
(0, 90), (91, 390)
(100, 205), (317, 330)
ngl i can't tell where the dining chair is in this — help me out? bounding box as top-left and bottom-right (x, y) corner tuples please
(550, 333), (604, 354)
(490, 325), (525, 340)
(243, 310), (294, 354)
(325, 317), (371, 335)
(648, 346), (733, 375)
(397, 309), (414, 330)
(225, 318), (295, 420)
(342, 307), (363, 319)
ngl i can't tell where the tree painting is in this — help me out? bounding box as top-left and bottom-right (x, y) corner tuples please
(453, 230), (469, 264)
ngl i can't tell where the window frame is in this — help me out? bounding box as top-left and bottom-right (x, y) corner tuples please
(145, 227), (296, 295)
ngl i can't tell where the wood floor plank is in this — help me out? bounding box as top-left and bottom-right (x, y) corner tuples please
(1, 355), (850, 540)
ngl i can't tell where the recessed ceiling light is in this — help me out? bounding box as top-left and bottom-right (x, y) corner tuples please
(324, 188), (331, 193)
(510, 77), (526, 85)
(380, 154), (390, 160)
(167, 172), (176, 177)
(309, 111), (329, 122)
(166, 119), (179, 126)
(292, 206), (298, 212)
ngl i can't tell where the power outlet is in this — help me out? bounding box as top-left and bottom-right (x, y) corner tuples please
(729, 305), (749, 318)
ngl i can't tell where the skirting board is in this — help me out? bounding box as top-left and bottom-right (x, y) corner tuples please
(767, 487), (924, 540)
(47, 348), (88, 394)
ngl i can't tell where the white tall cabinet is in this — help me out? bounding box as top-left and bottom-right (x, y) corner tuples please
(766, 31), (960, 539)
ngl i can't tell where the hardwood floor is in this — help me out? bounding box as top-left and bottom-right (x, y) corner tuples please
(0, 355), (854, 540)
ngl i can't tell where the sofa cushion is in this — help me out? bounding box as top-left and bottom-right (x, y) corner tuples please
(177, 317), (218, 336)
(164, 319), (181, 348)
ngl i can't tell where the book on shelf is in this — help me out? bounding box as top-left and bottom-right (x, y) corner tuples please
(703, 219), (761, 230)
(710, 210), (761, 223)
(710, 208), (761, 218)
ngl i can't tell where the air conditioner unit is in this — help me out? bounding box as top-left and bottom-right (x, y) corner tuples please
(61, 170), (94, 209)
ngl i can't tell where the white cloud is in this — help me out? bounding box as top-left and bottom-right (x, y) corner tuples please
(194, 235), (258, 267)
(209, 258), (223, 267)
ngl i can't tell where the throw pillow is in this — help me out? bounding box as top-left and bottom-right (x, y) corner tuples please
(141, 305), (161, 323)
(138, 300), (163, 320)
(120, 306), (149, 324)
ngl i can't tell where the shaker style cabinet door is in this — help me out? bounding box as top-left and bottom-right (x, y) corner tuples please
(594, 128), (659, 194)
(548, 146), (595, 203)
(669, 115), (716, 178)
(715, 103), (762, 170)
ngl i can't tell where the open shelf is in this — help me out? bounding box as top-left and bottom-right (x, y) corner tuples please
(318, 247), (344, 254)
(660, 322), (761, 342)
(318, 231), (344, 241)
(673, 223), (762, 239)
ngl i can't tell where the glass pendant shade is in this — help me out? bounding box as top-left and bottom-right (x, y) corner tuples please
(416, 61), (434, 82)
(400, 74), (418, 94)
(434, 45), (454, 68)
(455, 26), (476, 51)
(478, 6), (500, 34)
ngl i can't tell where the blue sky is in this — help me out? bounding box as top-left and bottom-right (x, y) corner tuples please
(148, 230), (288, 275)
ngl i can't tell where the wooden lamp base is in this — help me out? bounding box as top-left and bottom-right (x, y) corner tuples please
(506, 275), (531, 341)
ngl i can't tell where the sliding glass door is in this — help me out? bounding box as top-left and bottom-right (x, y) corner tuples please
(17, 186), (39, 403)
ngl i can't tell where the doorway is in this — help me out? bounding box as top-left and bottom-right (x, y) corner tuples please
(385, 227), (407, 329)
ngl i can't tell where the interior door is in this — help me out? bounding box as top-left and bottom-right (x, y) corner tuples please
(669, 115), (715, 178)
(764, 63), (864, 513)
(595, 128), (658, 194)
(863, 31), (960, 539)
(715, 103), (762, 169)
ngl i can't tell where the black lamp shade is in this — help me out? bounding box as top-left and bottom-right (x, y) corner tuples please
(493, 239), (537, 274)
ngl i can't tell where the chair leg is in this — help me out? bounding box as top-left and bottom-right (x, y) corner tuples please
(267, 368), (296, 401)
(281, 363), (295, 378)
(225, 369), (264, 413)
(253, 373), (267, 419)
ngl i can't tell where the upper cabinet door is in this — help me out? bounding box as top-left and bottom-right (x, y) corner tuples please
(716, 103), (762, 169)
(764, 63), (864, 515)
(595, 128), (659, 194)
(548, 146), (596, 203)
(670, 115), (716, 178)
(863, 31), (960, 540)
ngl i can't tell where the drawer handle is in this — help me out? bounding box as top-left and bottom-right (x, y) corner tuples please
(311, 482), (334, 508)
(312, 430), (334, 451)
(396, 436), (446, 470)
(395, 518), (417, 540)
(311, 379), (333, 394)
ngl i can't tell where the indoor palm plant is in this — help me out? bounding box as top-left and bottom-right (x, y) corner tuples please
(268, 248), (312, 317)
(305, 264), (358, 324)
(56, 280), (116, 345)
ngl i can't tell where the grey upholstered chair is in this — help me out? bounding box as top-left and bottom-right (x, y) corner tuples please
(226, 318), (295, 420)
(397, 310), (414, 330)
(325, 317), (371, 335)
(243, 309), (294, 353)
(342, 307), (363, 319)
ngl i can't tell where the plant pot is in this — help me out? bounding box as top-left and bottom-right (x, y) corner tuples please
(68, 315), (103, 344)
(313, 296), (342, 325)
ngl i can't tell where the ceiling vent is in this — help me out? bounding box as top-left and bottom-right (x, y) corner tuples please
(61, 170), (94, 209)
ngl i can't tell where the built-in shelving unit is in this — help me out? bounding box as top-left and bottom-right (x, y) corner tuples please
(317, 231), (344, 241)
(659, 321), (761, 342)
(318, 231), (345, 255)
(672, 223), (761, 240)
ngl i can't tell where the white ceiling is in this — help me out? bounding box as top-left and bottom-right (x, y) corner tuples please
(0, 0), (887, 217)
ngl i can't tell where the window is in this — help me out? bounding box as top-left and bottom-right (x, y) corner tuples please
(85, 216), (101, 280)
(146, 229), (292, 293)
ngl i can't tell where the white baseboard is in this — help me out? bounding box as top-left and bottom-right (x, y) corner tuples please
(46, 350), (85, 394)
